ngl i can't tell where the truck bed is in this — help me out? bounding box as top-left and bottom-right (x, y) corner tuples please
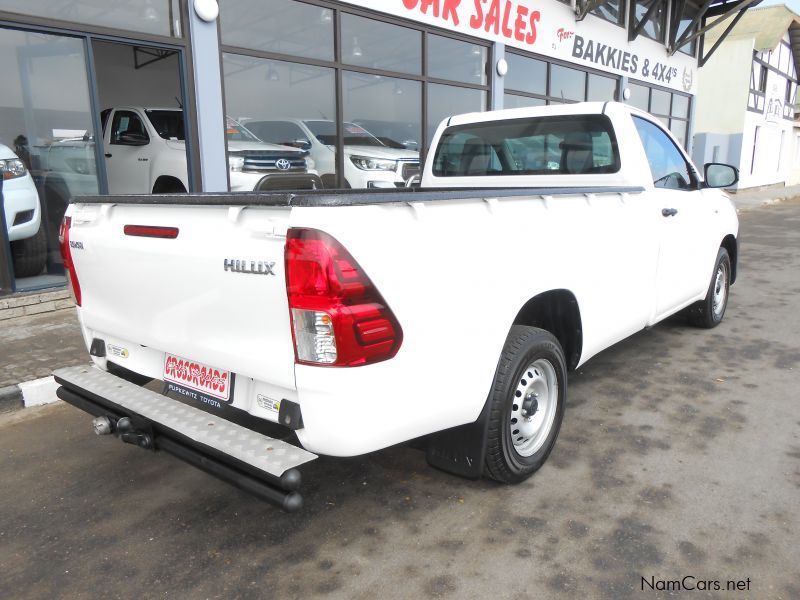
(71, 185), (646, 207)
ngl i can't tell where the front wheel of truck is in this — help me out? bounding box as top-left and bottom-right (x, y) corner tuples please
(484, 326), (566, 484)
(686, 247), (731, 329)
(11, 225), (47, 278)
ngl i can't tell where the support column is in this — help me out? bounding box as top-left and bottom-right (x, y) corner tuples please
(186, 0), (229, 192)
(492, 42), (505, 111)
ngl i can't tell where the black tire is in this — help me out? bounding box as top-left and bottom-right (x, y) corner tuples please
(152, 178), (187, 194)
(687, 247), (731, 329)
(484, 326), (567, 484)
(10, 225), (47, 278)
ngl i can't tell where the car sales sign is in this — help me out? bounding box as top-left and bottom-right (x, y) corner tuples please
(338, 0), (697, 94)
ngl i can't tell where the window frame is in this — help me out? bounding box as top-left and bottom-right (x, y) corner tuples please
(218, 0), (492, 188)
(431, 114), (622, 178)
(632, 114), (698, 191)
(504, 48), (620, 107)
(630, 0), (667, 44)
(624, 81), (692, 149)
(110, 110), (150, 146)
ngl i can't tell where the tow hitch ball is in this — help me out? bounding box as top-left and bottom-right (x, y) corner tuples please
(92, 416), (153, 450)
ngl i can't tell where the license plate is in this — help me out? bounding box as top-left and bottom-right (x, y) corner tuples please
(163, 354), (234, 406)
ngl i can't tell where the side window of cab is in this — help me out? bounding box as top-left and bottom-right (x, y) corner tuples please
(110, 111), (149, 146)
(632, 116), (695, 191)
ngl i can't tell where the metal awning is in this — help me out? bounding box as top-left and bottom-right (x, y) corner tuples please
(572, 0), (763, 67)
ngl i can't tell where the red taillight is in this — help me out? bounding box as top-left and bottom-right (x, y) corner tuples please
(58, 216), (82, 306)
(123, 224), (179, 239)
(285, 228), (402, 367)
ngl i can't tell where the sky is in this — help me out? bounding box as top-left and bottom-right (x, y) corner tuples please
(759, 0), (800, 15)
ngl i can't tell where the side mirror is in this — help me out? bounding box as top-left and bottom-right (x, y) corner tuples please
(118, 132), (149, 146)
(294, 139), (312, 151)
(704, 163), (738, 188)
(405, 174), (421, 188)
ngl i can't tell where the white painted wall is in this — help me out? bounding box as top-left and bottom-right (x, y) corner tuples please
(737, 65), (799, 188)
(789, 129), (800, 185)
(694, 37), (752, 136)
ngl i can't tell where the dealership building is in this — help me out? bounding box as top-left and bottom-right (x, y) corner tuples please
(693, 5), (800, 189)
(0, 0), (757, 298)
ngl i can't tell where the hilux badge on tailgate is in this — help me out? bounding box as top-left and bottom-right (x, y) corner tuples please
(224, 259), (276, 276)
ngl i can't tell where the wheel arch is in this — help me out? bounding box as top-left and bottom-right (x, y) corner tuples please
(512, 289), (583, 370)
(152, 175), (187, 194)
(721, 234), (738, 284)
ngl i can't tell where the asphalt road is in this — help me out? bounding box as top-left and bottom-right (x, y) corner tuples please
(2, 200), (799, 599)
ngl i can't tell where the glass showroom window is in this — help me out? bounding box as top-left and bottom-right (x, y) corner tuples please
(222, 54), (338, 188)
(220, 0), (489, 189)
(624, 82), (691, 148)
(220, 0), (333, 60)
(626, 82), (650, 111)
(587, 73), (618, 102)
(674, 1), (700, 56)
(0, 28), (100, 291)
(505, 51), (618, 107)
(341, 14), (421, 75)
(633, 0), (666, 42)
(428, 35), (487, 86)
(427, 84), (486, 141)
(343, 72), (421, 188)
(0, 0), (182, 37)
(592, 0), (626, 26)
(550, 64), (586, 102)
(504, 52), (547, 107)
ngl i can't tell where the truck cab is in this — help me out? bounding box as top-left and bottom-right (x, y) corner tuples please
(100, 107), (318, 193)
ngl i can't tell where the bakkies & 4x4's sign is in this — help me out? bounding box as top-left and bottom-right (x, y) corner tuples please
(339, 0), (697, 94)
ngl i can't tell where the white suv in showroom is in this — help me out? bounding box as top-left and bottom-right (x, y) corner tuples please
(1, 143), (46, 278)
(244, 119), (420, 189)
(100, 108), (318, 194)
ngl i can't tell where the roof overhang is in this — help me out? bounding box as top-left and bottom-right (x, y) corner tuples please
(572, 0), (763, 67)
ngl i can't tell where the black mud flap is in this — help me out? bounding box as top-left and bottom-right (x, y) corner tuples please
(425, 400), (490, 479)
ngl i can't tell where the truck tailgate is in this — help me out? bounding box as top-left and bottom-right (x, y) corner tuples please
(68, 202), (296, 391)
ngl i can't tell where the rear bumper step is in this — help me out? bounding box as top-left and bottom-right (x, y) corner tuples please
(53, 366), (317, 512)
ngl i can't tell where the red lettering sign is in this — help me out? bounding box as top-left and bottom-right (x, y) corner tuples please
(405, 0), (540, 47)
(164, 355), (230, 400)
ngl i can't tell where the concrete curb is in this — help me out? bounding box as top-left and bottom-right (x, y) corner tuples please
(732, 196), (791, 213)
(19, 376), (61, 408)
(1, 376), (62, 413)
(0, 385), (24, 413)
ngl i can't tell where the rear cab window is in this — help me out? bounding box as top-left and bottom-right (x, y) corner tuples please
(432, 114), (620, 177)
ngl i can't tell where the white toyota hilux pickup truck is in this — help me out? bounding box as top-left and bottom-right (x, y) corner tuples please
(54, 102), (739, 511)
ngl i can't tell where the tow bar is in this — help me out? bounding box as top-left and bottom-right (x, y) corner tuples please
(54, 366), (317, 512)
(93, 416), (153, 449)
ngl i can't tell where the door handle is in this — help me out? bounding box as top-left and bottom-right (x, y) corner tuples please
(661, 208), (678, 217)
(104, 153), (112, 158)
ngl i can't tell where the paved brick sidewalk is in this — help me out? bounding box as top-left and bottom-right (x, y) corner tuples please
(730, 183), (800, 211)
(0, 309), (85, 389)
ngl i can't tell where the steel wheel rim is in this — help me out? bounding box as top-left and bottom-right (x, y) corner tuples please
(509, 358), (558, 457)
(712, 261), (728, 318)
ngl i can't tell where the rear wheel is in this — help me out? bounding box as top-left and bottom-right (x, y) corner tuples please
(11, 225), (47, 278)
(152, 177), (186, 194)
(484, 326), (567, 484)
(687, 247), (730, 328)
